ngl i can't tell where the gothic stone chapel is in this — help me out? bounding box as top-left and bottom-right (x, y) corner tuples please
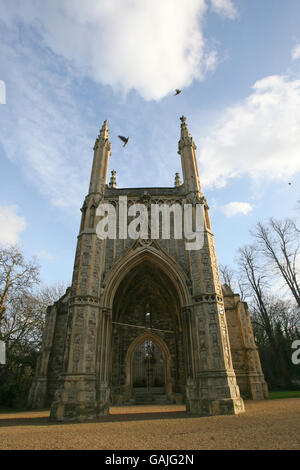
(28, 117), (268, 421)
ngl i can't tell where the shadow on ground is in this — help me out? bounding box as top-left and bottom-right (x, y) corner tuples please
(0, 405), (198, 428)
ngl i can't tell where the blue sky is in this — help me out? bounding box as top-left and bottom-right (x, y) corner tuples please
(0, 0), (299, 288)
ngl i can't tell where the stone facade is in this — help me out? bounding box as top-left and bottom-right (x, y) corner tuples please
(223, 285), (268, 400)
(28, 117), (268, 421)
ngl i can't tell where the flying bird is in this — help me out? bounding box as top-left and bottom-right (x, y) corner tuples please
(174, 89), (182, 96)
(118, 135), (129, 147)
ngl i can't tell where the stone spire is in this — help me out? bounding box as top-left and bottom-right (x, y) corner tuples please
(89, 120), (111, 194)
(179, 115), (194, 142)
(109, 169), (117, 188)
(174, 172), (182, 187)
(178, 116), (202, 194)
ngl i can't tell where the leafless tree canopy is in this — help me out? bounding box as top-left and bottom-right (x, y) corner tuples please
(219, 264), (235, 290)
(0, 245), (66, 407)
(252, 218), (300, 306)
(237, 243), (299, 387)
(0, 246), (66, 347)
(0, 245), (40, 335)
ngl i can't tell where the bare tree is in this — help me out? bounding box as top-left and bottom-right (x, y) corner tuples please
(219, 264), (235, 290)
(252, 218), (300, 306)
(0, 244), (66, 408)
(269, 298), (299, 342)
(219, 264), (247, 300)
(0, 246), (40, 336)
(1, 283), (66, 349)
(238, 244), (290, 386)
(238, 245), (271, 332)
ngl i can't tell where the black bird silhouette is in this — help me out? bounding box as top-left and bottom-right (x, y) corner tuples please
(174, 89), (182, 96)
(288, 182), (292, 185)
(118, 135), (129, 147)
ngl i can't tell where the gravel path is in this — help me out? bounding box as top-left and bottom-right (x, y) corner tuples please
(0, 399), (299, 450)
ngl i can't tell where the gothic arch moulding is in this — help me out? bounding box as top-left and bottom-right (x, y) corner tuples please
(101, 244), (192, 309)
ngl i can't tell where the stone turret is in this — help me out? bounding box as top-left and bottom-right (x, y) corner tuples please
(178, 116), (202, 194)
(174, 172), (182, 187)
(109, 170), (117, 188)
(89, 120), (111, 194)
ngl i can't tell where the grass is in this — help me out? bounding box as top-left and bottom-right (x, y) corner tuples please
(268, 390), (300, 400)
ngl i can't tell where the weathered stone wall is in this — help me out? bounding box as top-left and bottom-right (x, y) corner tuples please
(28, 289), (70, 408)
(224, 286), (268, 400)
(46, 297), (68, 404)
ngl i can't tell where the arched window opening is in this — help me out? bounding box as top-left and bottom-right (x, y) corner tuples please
(80, 207), (87, 231)
(132, 338), (165, 390)
(205, 207), (211, 230)
(90, 205), (96, 228)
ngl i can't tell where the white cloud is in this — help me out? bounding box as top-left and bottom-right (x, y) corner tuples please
(0, 206), (27, 244)
(0, 0), (230, 101)
(291, 44), (300, 61)
(0, 0), (239, 210)
(0, 39), (92, 209)
(210, 0), (237, 19)
(198, 75), (300, 188)
(220, 202), (253, 217)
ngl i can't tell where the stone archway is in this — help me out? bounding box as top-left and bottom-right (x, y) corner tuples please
(106, 248), (189, 406)
(102, 244), (191, 310)
(124, 332), (173, 401)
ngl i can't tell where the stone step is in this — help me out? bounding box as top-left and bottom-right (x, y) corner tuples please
(134, 393), (171, 405)
(134, 387), (165, 395)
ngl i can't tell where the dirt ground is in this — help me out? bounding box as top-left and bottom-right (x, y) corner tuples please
(0, 398), (299, 450)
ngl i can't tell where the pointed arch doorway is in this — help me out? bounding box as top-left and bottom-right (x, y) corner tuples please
(108, 254), (189, 406)
(132, 339), (164, 390)
(125, 332), (172, 402)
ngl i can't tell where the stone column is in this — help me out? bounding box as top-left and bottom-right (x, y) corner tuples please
(95, 307), (112, 416)
(49, 297), (100, 421)
(224, 288), (268, 400)
(28, 305), (57, 409)
(183, 299), (245, 416)
(183, 221), (245, 415)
